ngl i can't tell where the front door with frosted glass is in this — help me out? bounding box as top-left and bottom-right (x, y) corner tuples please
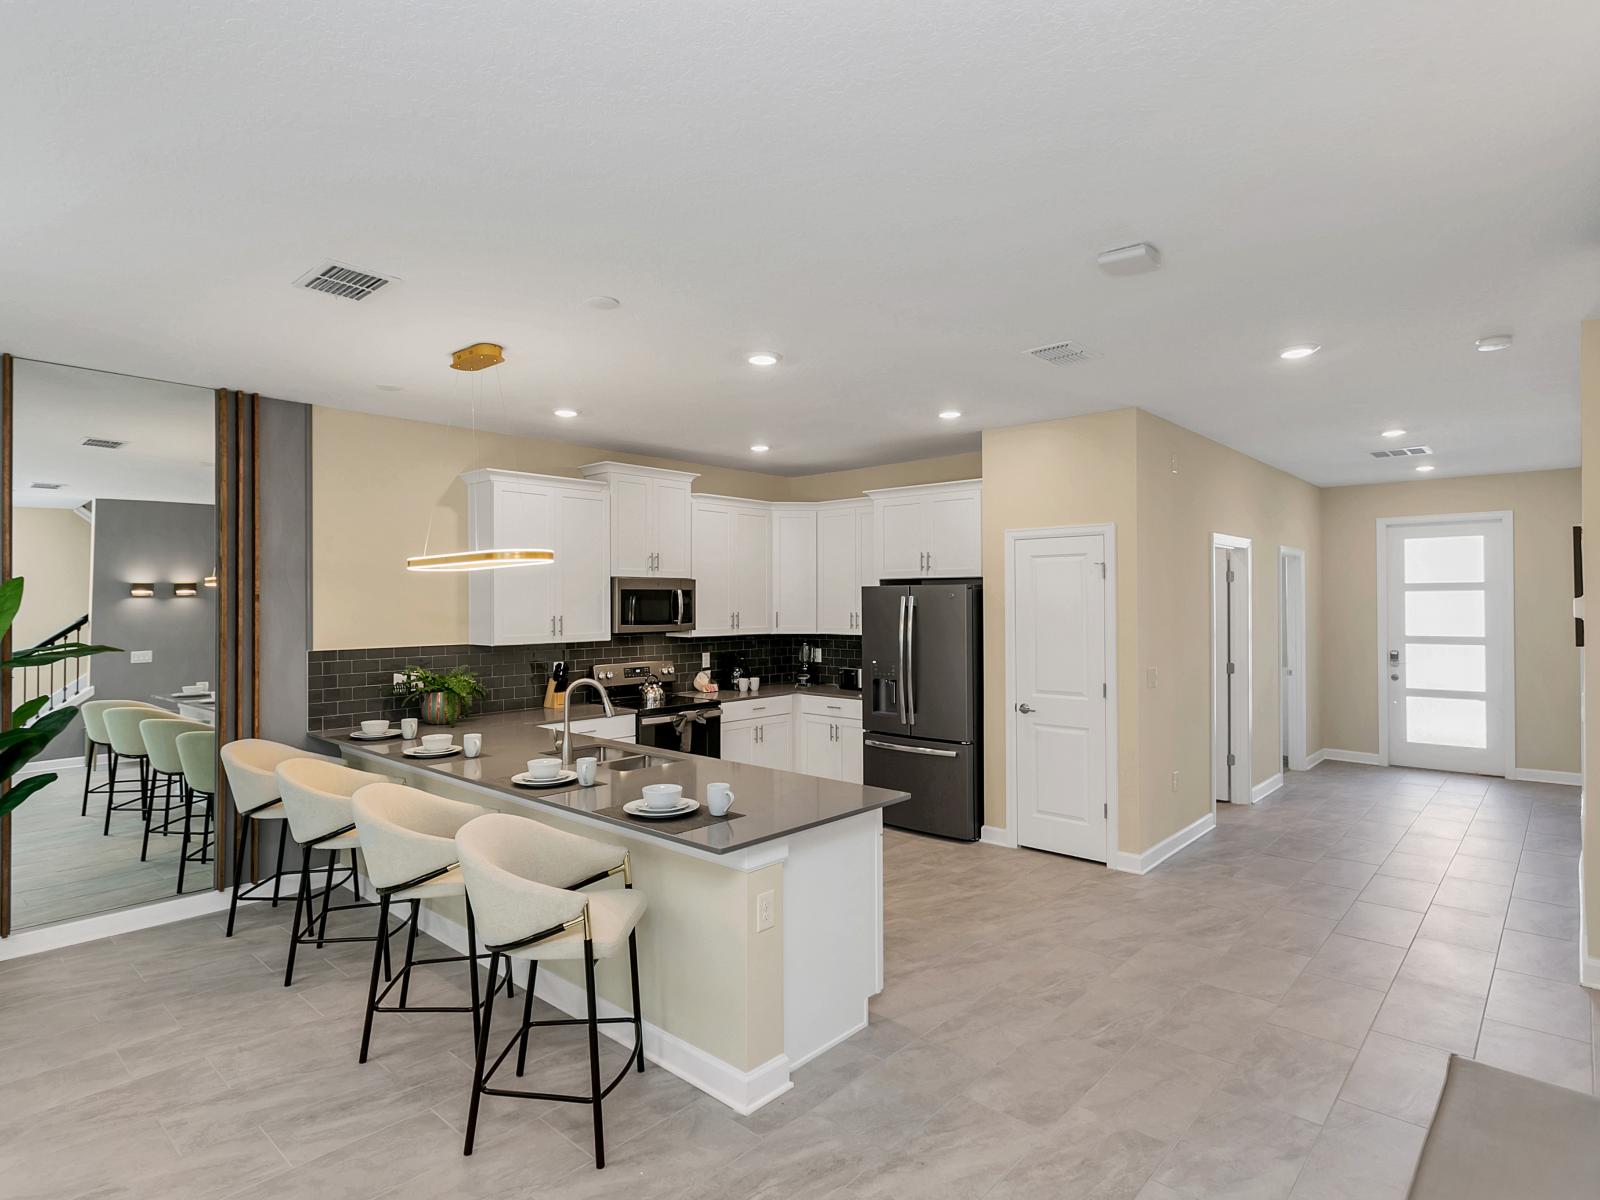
(1384, 516), (1510, 775)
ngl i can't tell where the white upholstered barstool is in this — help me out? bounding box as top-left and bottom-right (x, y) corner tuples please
(219, 739), (334, 936)
(456, 813), (645, 1166)
(140, 717), (210, 876)
(101, 706), (183, 837)
(174, 729), (217, 893)
(275, 757), (390, 987)
(351, 783), (515, 1063)
(79, 699), (169, 820)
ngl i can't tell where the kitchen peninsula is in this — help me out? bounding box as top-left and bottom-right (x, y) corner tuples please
(317, 709), (906, 1114)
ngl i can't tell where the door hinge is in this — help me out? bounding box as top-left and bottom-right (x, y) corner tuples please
(1102, 682), (1107, 698)
(1227, 661), (1235, 675)
(1226, 568), (1235, 583)
(1103, 802), (1108, 818)
(1226, 752), (1236, 767)
(1096, 560), (1106, 579)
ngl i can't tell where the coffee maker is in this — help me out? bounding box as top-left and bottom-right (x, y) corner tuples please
(714, 649), (747, 689)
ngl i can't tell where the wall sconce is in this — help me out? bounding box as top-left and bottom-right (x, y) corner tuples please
(202, 574), (218, 588)
(129, 583), (155, 598)
(173, 582), (199, 597)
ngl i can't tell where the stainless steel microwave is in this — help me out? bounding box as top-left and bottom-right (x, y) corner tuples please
(612, 577), (696, 635)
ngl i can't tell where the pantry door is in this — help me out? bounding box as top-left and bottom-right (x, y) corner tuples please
(1382, 514), (1513, 775)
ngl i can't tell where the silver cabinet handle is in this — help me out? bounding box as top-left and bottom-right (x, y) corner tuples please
(549, 615), (556, 636)
(864, 738), (959, 758)
(1017, 703), (1034, 713)
(826, 704), (841, 710)
(559, 615), (564, 635)
(736, 611), (741, 629)
(730, 611), (736, 629)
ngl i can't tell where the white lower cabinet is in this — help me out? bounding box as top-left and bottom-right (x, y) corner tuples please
(722, 712), (793, 770)
(724, 695), (861, 781)
(797, 695), (863, 782)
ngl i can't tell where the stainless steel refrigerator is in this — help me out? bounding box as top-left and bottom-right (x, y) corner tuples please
(862, 581), (982, 840)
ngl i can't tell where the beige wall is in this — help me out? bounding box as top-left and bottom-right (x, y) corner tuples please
(1319, 468), (1581, 773)
(981, 410), (1142, 844)
(10, 507), (92, 647)
(1134, 411), (1322, 847)
(312, 407), (978, 649)
(1579, 319), (1599, 966)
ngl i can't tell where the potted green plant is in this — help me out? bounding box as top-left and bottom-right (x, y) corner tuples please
(392, 664), (487, 726)
(1, 577), (120, 817)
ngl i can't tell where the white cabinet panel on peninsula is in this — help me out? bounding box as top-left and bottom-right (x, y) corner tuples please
(464, 469), (610, 646)
(687, 495), (771, 636)
(866, 480), (981, 579)
(580, 462), (696, 577)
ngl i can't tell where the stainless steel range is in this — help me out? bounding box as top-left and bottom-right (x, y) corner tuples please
(592, 658), (722, 757)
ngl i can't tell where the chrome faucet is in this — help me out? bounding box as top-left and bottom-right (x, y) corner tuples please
(559, 678), (615, 767)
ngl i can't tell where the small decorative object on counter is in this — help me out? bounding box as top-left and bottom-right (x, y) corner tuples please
(693, 669), (717, 693)
(543, 660), (569, 710)
(393, 665), (487, 726)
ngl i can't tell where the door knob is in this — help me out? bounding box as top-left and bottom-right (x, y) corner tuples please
(1017, 703), (1034, 714)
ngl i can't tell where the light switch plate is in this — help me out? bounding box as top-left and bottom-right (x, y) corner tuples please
(701, 652), (711, 668)
(130, 650), (153, 664)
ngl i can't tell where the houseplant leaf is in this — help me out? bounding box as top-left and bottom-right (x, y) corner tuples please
(4, 641), (121, 670)
(0, 577), (21, 640)
(0, 772), (55, 818)
(11, 695), (50, 728)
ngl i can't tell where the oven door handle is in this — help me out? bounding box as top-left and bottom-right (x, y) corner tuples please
(641, 707), (722, 727)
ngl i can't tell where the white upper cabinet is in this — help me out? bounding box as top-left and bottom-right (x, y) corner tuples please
(816, 499), (872, 633)
(579, 462), (696, 577)
(866, 480), (982, 579)
(771, 506), (818, 632)
(688, 495), (771, 636)
(464, 469), (611, 646)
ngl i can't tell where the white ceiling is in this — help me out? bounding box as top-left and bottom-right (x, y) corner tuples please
(2, 1), (1597, 484)
(9, 360), (213, 509)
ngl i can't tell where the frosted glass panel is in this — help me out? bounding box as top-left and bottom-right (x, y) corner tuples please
(1405, 590), (1485, 637)
(1406, 643), (1486, 693)
(1404, 535), (1485, 584)
(1406, 696), (1487, 748)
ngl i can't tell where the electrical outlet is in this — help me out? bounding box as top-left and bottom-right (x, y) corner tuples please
(812, 647), (822, 663)
(701, 652), (711, 668)
(1170, 770), (1180, 792)
(1146, 667), (1158, 689)
(393, 673), (406, 685)
(755, 889), (775, 932)
(130, 650), (153, 664)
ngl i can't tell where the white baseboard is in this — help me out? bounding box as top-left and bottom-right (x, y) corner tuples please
(408, 900), (793, 1115)
(1507, 766), (1583, 787)
(14, 755), (94, 780)
(1317, 748), (1384, 766)
(1250, 774), (1284, 804)
(979, 824), (1017, 848)
(0, 889), (231, 961)
(1110, 812), (1216, 876)
(1303, 749), (1327, 769)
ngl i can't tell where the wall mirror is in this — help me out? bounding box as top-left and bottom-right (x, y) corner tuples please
(4, 358), (220, 931)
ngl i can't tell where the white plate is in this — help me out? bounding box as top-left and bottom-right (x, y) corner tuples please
(403, 744), (461, 758)
(349, 729), (401, 741)
(511, 770), (581, 788)
(623, 798), (700, 820)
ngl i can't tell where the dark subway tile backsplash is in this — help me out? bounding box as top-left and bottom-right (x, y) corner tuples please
(306, 633), (863, 732)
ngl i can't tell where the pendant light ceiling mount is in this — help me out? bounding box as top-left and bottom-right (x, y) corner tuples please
(450, 342), (506, 371)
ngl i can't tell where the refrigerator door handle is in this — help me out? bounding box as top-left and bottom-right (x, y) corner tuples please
(905, 594), (917, 726)
(896, 593), (910, 725)
(864, 738), (958, 758)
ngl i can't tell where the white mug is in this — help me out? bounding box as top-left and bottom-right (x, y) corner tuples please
(736, 677), (751, 693)
(462, 733), (482, 759)
(748, 677), (761, 693)
(576, 756), (598, 786)
(527, 757), (562, 781)
(706, 782), (735, 817)
(400, 718), (419, 740)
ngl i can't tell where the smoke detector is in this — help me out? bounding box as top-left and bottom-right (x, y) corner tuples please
(293, 260), (397, 302)
(82, 437), (125, 449)
(1370, 445), (1433, 459)
(1027, 341), (1101, 366)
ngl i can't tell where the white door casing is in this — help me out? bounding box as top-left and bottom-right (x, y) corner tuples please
(1280, 547), (1308, 772)
(1211, 535), (1252, 804)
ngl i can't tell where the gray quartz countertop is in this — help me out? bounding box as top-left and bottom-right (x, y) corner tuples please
(687, 682), (862, 704)
(313, 709), (905, 855)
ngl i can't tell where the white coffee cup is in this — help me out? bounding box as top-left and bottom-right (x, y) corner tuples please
(706, 782), (735, 817)
(576, 756), (598, 786)
(462, 733), (482, 759)
(400, 718), (419, 740)
(420, 732), (453, 752)
(642, 783), (684, 810)
(736, 677), (751, 693)
(360, 720), (390, 737)
(195, 681), (210, 692)
(748, 677), (761, 693)
(527, 757), (562, 781)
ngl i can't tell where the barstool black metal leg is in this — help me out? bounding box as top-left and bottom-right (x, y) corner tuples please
(177, 784), (194, 894)
(270, 830), (286, 906)
(227, 817), (251, 936)
(397, 899), (420, 1008)
(200, 790), (213, 864)
(140, 777), (156, 862)
(584, 940), (605, 1169)
(103, 752), (119, 836)
(81, 741), (94, 817)
(515, 962), (538, 1076)
(465, 900), (483, 1049)
(629, 930), (645, 1073)
(284, 845), (312, 987)
(139, 757), (151, 821)
(463, 950), (500, 1156)
(359, 894), (392, 1063)
(162, 773), (175, 837)
(316, 849), (337, 947)
(351, 850), (362, 903)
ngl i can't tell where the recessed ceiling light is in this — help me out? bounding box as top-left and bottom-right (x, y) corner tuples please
(1381, 429), (1407, 438)
(939, 410), (962, 421)
(1474, 334), (1513, 352)
(747, 352), (781, 367)
(584, 296), (621, 310)
(553, 408), (578, 419)
(1279, 344), (1321, 360)
(750, 443), (770, 453)
(1415, 464), (1435, 473)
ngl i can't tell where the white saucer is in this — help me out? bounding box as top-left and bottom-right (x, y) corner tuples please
(511, 770), (581, 788)
(403, 744), (461, 758)
(349, 729), (401, 741)
(623, 798), (700, 820)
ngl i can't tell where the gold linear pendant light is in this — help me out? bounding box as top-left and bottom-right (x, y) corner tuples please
(405, 342), (557, 573)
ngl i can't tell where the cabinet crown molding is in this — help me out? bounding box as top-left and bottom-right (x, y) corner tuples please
(460, 467), (608, 491)
(862, 478), (982, 498)
(579, 460), (700, 484)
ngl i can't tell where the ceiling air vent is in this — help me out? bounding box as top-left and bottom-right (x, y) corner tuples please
(293, 260), (395, 302)
(1027, 341), (1101, 366)
(82, 437), (125, 449)
(30, 482), (65, 490)
(1370, 445), (1433, 459)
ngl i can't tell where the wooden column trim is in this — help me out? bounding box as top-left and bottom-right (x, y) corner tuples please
(1, 353), (14, 937)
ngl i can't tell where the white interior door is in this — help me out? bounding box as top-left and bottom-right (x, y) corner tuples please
(1384, 516), (1510, 775)
(1280, 549), (1307, 772)
(1011, 532), (1109, 861)
(1212, 540), (1251, 803)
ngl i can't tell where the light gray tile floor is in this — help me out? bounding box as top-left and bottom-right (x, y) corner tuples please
(0, 762), (1593, 1199)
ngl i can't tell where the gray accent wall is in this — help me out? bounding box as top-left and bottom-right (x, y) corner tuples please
(258, 396), (313, 749)
(90, 500), (217, 706)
